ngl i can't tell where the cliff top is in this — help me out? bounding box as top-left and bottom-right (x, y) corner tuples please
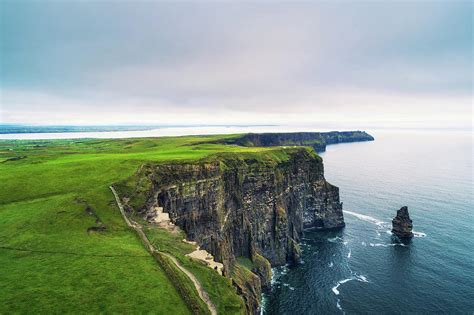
(0, 131), (371, 314)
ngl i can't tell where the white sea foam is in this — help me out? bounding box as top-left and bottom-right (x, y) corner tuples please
(343, 210), (386, 227)
(347, 250), (352, 258)
(328, 262), (334, 268)
(331, 278), (353, 295)
(413, 231), (427, 237)
(332, 274), (369, 296)
(355, 274), (369, 283)
(328, 236), (344, 243)
(370, 243), (407, 247)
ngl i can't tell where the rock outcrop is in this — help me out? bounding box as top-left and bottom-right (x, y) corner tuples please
(120, 148), (344, 313)
(213, 131), (374, 152)
(392, 206), (414, 238)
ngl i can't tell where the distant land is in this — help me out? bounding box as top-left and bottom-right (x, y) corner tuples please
(0, 124), (277, 134)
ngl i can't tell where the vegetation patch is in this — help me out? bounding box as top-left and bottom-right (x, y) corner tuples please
(1, 135), (286, 313)
(153, 251), (210, 315)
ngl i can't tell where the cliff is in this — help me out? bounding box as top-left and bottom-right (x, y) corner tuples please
(119, 148), (344, 313)
(215, 130), (374, 152)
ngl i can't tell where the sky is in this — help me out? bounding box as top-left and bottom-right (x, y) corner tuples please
(0, 1), (472, 129)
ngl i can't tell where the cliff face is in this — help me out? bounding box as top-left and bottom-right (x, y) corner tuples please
(129, 148), (344, 313)
(216, 131), (374, 152)
(392, 206), (414, 238)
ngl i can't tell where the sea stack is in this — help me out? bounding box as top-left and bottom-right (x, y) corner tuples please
(392, 206), (414, 238)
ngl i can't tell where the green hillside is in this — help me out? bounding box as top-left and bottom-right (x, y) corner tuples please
(0, 135), (292, 313)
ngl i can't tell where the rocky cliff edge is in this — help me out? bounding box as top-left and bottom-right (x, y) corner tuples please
(118, 147), (344, 313)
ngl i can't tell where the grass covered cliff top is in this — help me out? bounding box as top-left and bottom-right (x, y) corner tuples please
(0, 134), (317, 314)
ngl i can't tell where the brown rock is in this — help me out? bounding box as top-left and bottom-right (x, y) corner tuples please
(392, 206), (414, 238)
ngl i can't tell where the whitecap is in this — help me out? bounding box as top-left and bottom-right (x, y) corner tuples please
(343, 210), (386, 227)
(347, 250), (352, 258)
(331, 278), (353, 295)
(328, 262), (334, 268)
(328, 236), (343, 243)
(332, 274), (369, 298)
(355, 274), (369, 283)
(361, 241), (367, 246)
(370, 242), (407, 247)
(413, 231), (427, 237)
(289, 287), (295, 291)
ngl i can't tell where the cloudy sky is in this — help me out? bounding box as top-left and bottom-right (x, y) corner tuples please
(0, 1), (472, 128)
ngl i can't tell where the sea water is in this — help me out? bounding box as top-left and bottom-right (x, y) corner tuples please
(263, 130), (473, 314)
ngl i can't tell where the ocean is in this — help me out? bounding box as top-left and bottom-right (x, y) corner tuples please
(263, 130), (473, 314)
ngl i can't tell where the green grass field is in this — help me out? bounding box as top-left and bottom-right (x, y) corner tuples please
(0, 135), (301, 313)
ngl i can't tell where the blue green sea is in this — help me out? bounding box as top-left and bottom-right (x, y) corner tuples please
(263, 130), (473, 314)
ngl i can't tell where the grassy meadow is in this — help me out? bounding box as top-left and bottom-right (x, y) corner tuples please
(0, 135), (301, 313)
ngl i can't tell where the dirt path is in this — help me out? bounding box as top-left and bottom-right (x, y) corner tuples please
(110, 186), (217, 315)
(160, 252), (217, 315)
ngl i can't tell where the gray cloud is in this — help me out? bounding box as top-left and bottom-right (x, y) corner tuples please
(0, 0), (472, 127)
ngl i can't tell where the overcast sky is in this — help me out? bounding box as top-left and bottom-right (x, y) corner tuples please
(0, 1), (472, 128)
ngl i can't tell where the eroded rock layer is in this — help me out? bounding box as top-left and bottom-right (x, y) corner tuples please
(124, 148), (344, 313)
(214, 130), (374, 152)
(392, 206), (414, 238)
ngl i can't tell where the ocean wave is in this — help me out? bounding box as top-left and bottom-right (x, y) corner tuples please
(328, 236), (344, 243)
(343, 210), (387, 227)
(328, 262), (334, 268)
(347, 249), (352, 258)
(331, 278), (353, 295)
(332, 275), (369, 296)
(369, 242), (407, 247)
(413, 231), (427, 237)
(355, 274), (369, 283)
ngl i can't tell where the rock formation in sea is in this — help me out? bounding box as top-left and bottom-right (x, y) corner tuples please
(392, 206), (414, 238)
